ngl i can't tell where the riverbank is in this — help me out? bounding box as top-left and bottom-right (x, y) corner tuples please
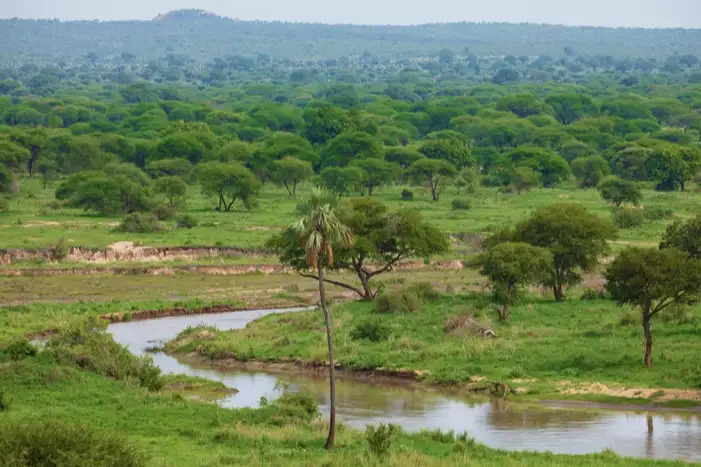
(0, 356), (692, 466)
(165, 294), (701, 407)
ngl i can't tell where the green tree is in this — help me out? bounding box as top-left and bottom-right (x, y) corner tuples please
(269, 157), (314, 197)
(496, 94), (553, 118)
(605, 247), (701, 367)
(598, 177), (642, 206)
(69, 175), (124, 215)
(196, 162), (260, 211)
(350, 158), (396, 195)
(320, 132), (383, 168)
(0, 139), (30, 172)
(407, 158), (457, 201)
(419, 138), (472, 169)
(571, 155), (610, 188)
(645, 146), (701, 191)
(151, 133), (209, 165)
(479, 242), (553, 320)
(318, 166), (364, 197)
(545, 93), (598, 124)
(145, 159), (193, 180)
(384, 147), (423, 169)
(274, 189), (354, 449)
(509, 166), (540, 194)
(505, 146), (571, 188)
(514, 203), (616, 301)
(660, 214), (701, 259)
(153, 176), (187, 207)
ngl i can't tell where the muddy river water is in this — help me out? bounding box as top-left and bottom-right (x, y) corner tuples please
(109, 308), (701, 462)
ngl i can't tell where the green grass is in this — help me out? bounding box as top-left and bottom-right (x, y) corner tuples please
(168, 294), (701, 398)
(0, 356), (688, 466)
(2, 177), (700, 252)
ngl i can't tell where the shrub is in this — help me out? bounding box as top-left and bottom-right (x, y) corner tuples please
(643, 207), (674, 221)
(350, 320), (391, 342)
(451, 198), (471, 211)
(45, 319), (163, 391)
(273, 393), (320, 421)
(115, 213), (164, 233)
(2, 339), (38, 361)
(151, 204), (176, 220)
(366, 423), (398, 458)
(0, 420), (145, 467)
(50, 237), (70, 261)
(175, 214), (198, 229)
(46, 199), (64, 210)
(612, 208), (644, 229)
(0, 197), (8, 212)
(375, 289), (421, 313)
(0, 391), (8, 411)
(580, 287), (606, 300)
(401, 189), (414, 201)
(407, 282), (441, 301)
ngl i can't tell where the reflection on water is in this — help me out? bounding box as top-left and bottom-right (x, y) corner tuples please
(109, 309), (701, 462)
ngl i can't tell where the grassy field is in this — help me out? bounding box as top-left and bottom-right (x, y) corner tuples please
(166, 293), (701, 403)
(2, 177), (699, 251)
(0, 355), (690, 467)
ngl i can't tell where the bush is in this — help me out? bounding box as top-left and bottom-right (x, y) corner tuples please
(350, 320), (391, 342)
(375, 289), (421, 313)
(0, 197), (8, 212)
(366, 423), (398, 458)
(451, 198), (471, 211)
(612, 208), (644, 229)
(643, 207), (674, 221)
(407, 282), (441, 301)
(45, 319), (163, 391)
(175, 214), (198, 229)
(401, 189), (414, 201)
(50, 237), (70, 261)
(580, 287), (606, 300)
(0, 420), (145, 467)
(151, 204), (176, 220)
(46, 199), (64, 210)
(2, 339), (38, 361)
(115, 213), (164, 233)
(0, 391), (8, 411)
(273, 393), (320, 421)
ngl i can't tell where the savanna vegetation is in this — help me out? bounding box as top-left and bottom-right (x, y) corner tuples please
(1, 9), (701, 465)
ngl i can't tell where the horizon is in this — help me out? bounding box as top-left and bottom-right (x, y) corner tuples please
(1, 0), (700, 29)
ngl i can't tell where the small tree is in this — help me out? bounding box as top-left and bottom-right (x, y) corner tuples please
(318, 166), (364, 197)
(514, 203), (616, 301)
(153, 176), (187, 208)
(407, 158), (457, 201)
(351, 158), (396, 196)
(605, 247), (701, 367)
(277, 189), (354, 449)
(571, 155), (610, 188)
(660, 214), (701, 259)
(509, 166), (540, 194)
(197, 162), (260, 212)
(598, 177), (642, 207)
(479, 242), (553, 320)
(269, 157), (314, 197)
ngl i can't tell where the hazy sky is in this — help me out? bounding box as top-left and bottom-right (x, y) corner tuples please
(1, 0), (700, 28)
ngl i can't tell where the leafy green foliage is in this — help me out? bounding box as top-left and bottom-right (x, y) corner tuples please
(365, 424), (399, 458)
(351, 320), (392, 342)
(115, 213), (164, 233)
(598, 177), (642, 206)
(451, 198), (471, 211)
(197, 162), (261, 211)
(660, 214), (701, 259)
(612, 208), (645, 229)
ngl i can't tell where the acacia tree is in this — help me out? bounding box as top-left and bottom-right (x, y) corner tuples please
(598, 177), (642, 207)
(605, 247), (701, 367)
(269, 198), (449, 299)
(196, 162), (260, 211)
(479, 242), (553, 320)
(268, 157), (314, 197)
(153, 176), (187, 207)
(275, 189), (354, 449)
(350, 158), (396, 195)
(407, 158), (457, 201)
(514, 203), (616, 301)
(660, 214), (701, 259)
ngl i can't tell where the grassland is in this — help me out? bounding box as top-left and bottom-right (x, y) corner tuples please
(2, 178), (700, 252)
(0, 355), (691, 467)
(166, 294), (701, 404)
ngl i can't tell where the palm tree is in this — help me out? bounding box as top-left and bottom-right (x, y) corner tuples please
(285, 188), (353, 449)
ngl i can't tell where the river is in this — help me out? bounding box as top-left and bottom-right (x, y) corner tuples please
(109, 307), (701, 462)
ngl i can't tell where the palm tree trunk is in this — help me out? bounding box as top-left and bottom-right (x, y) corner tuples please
(318, 259), (336, 449)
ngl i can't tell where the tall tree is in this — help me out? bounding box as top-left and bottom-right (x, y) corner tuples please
(269, 157), (314, 197)
(407, 158), (457, 201)
(196, 162), (260, 211)
(278, 189), (353, 449)
(605, 247), (701, 367)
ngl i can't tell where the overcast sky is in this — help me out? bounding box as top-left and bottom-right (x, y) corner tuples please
(1, 0), (700, 28)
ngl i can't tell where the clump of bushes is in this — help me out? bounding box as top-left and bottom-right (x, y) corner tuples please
(115, 213), (164, 233)
(643, 207), (674, 221)
(1, 339), (37, 362)
(151, 204), (176, 221)
(375, 282), (440, 313)
(50, 237), (70, 261)
(366, 423), (399, 458)
(45, 319), (163, 391)
(451, 198), (471, 211)
(401, 189), (414, 201)
(350, 320), (392, 342)
(612, 208), (644, 229)
(272, 393), (320, 421)
(0, 420), (145, 467)
(175, 214), (198, 229)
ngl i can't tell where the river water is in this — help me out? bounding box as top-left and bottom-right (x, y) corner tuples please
(109, 308), (701, 462)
